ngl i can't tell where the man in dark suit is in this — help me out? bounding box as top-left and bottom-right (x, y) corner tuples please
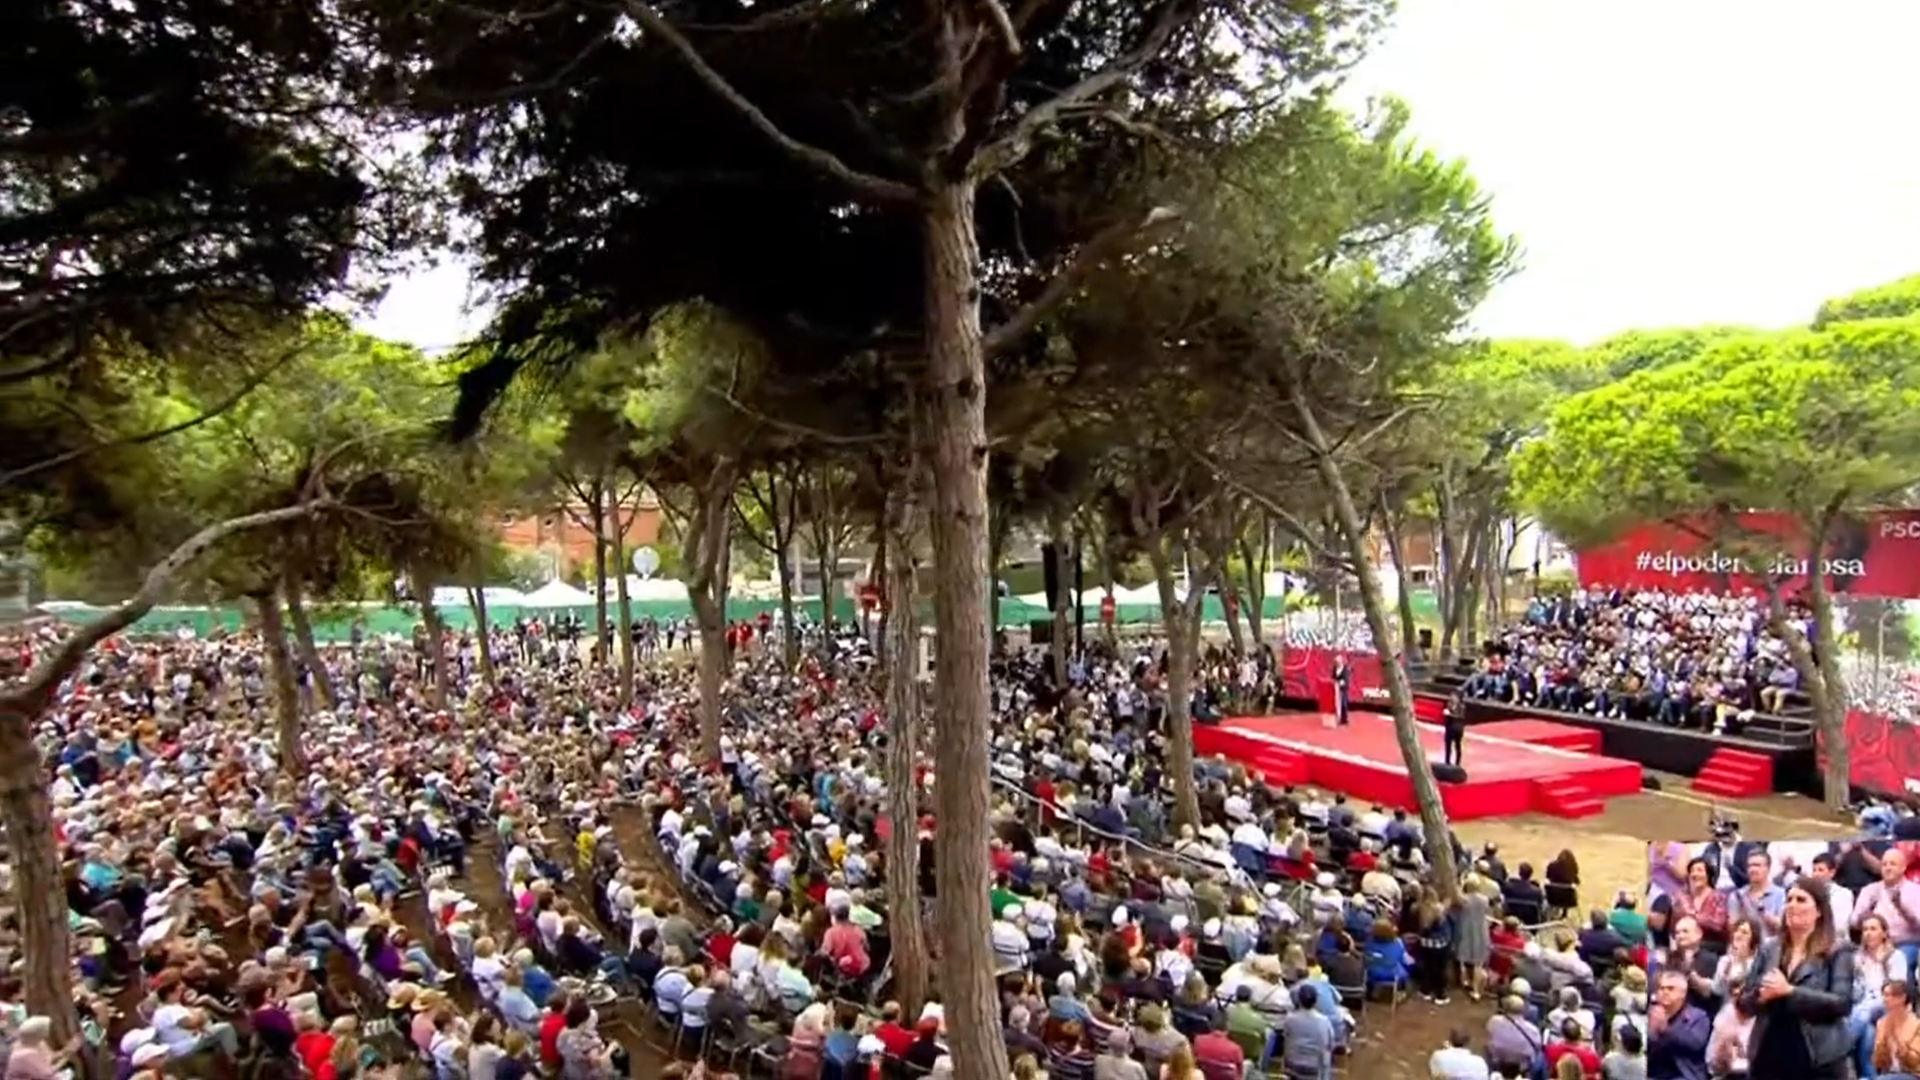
(1443, 695), (1467, 768)
(1698, 823), (1765, 893)
(1332, 654), (1351, 726)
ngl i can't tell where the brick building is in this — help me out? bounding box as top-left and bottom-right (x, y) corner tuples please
(496, 490), (664, 579)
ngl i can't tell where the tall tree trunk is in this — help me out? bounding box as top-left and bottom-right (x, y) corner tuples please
(921, 173), (1010, 1080)
(253, 591), (306, 769)
(1807, 570), (1852, 810)
(776, 546), (799, 669)
(1237, 535), (1268, 647)
(1378, 499), (1421, 662)
(419, 590), (451, 712)
(988, 508), (1007, 640)
(683, 468), (736, 761)
(1761, 516), (1851, 809)
(614, 559), (636, 704)
(1220, 575), (1247, 658)
(0, 697), (74, 1044)
(590, 482), (609, 666)
(467, 587), (495, 685)
(1296, 393), (1459, 901)
(879, 486), (930, 1016)
(1099, 538), (1119, 645)
(1048, 512), (1069, 686)
(283, 578), (337, 709)
(1148, 541), (1204, 830)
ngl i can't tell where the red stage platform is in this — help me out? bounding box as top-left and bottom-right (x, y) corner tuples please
(1190, 713), (1643, 821)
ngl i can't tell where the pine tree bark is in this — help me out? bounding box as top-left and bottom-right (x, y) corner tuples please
(253, 591), (306, 769)
(419, 591), (451, 713)
(1295, 391), (1459, 900)
(590, 479), (609, 666)
(879, 486), (930, 1016)
(283, 580), (336, 709)
(921, 172), (1011, 1080)
(614, 559), (636, 705)
(0, 694), (76, 1045)
(467, 587), (495, 685)
(682, 465), (736, 762)
(1149, 543), (1204, 829)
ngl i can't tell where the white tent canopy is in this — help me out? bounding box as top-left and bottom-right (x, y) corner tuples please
(431, 586), (525, 608)
(519, 579), (596, 608)
(1015, 588), (1111, 608)
(597, 576), (691, 602)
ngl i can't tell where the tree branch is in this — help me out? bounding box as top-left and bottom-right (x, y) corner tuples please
(968, 2), (1189, 180)
(977, 0), (1022, 55)
(982, 205), (1182, 356)
(0, 345), (302, 490)
(8, 502), (326, 708)
(621, 1), (919, 203)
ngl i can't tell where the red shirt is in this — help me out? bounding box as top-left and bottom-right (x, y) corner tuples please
(539, 1012), (566, 1067)
(989, 847), (1014, 877)
(706, 933), (736, 968)
(1192, 1031), (1245, 1080)
(1545, 1042), (1599, 1077)
(874, 1022), (915, 1059)
(295, 1032), (334, 1075)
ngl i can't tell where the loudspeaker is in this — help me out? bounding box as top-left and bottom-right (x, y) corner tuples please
(1432, 762), (1469, 784)
(1417, 628), (1434, 651)
(1041, 543), (1061, 611)
(1029, 619), (1054, 645)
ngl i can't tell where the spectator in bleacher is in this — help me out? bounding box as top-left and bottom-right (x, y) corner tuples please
(1467, 588), (1814, 731)
(1871, 977), (1920, 1078)
(1853, 848), (1920, 972)
(1851, 913), (1908, 1077)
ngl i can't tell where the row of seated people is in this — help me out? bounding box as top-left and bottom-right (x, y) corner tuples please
(1446, 587), (1817, 735)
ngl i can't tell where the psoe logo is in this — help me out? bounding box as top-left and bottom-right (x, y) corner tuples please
(1360, 687), (1391, 702)
(1880, 519), (1920, 540)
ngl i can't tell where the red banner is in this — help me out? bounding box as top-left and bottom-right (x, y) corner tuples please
(1572, 510), (1920, 599)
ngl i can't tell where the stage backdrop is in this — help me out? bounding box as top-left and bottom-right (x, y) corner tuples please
(1570, 509), (1920, 599)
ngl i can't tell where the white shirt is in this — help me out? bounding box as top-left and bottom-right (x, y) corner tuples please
(1825, 881), (1856, 933)
(1428, 1045), (1491, 1080)
(152, 1003), (199, 1056)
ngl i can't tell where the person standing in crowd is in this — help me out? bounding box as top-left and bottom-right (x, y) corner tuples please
(1647, 969), (1710, 1080)
(1740, 877), (1854, 1080)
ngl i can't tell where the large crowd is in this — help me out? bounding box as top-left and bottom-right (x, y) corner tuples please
(1458, 589), (1813, 735)
(13, 592), (1917, 1080)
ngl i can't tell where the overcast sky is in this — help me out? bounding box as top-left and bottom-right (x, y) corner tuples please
(361, 1), (1920, 349)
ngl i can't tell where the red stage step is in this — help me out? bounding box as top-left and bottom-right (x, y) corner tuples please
(1532, 774), (1604, 819)
(1692, 747), (1774, 799)
(1245, 745), (1310, 786)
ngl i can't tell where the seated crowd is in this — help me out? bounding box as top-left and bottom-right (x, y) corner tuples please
(606, 641), (1666, 1080)
(5, 608), (1680, 1080)
(1459, 589), (1813, 734)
